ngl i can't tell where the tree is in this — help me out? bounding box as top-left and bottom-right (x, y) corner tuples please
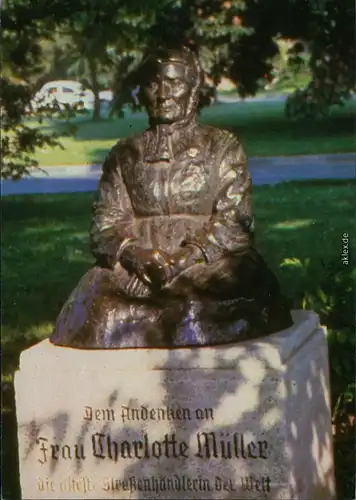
(143, 0), (355, 117)
(1, 0), (164, 179)
(146, 0), (253, 84)
(286, 0), (355, 119)
(2, 0), (354, 181)
(55, 1), (119, 121)
(1, 0), (78, 180)
(49, 0), (166, 121)
(110, 0), (256, 109)
(119, 0), (304, 101)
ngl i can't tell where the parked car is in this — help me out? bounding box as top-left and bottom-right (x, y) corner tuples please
(98, 89), (113, 103)
(30, 80), (95, 111)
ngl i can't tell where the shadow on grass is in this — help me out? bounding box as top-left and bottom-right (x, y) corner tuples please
(2, 180), (355, 499)
(2, 180), (355, 377)
(2, 193), (95, 376)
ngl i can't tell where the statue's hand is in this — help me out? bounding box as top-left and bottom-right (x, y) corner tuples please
(167, 244), (206, 279)
(119, 246), (172, 289)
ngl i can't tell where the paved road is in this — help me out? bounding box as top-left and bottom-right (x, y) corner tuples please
(1, 154), (355, 197)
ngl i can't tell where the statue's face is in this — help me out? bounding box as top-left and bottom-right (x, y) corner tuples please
(143, 61), (191, 123)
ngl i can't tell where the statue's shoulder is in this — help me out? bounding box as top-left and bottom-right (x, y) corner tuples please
(113, 134), (143, 156)
(196, 124), (242, 151)
(103, 135), (143, 169)
(196, 125), (247, 171)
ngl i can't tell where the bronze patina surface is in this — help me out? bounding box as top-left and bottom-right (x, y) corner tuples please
(50, 46), (293, 349)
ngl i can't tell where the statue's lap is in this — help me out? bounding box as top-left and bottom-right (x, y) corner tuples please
(51, 250), (291, 349)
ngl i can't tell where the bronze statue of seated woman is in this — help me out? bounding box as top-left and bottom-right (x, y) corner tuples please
(50, 46), (292, 349)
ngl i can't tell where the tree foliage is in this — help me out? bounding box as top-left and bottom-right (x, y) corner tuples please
(111, 0), (355, 116)
(1, 0), (76, 180)
(1, 0), (162, 179)
(286, 0), (355, 119)
(55, 0), (155, 120)
(0, 79), (65, 180)
(1, 0), (354, 179)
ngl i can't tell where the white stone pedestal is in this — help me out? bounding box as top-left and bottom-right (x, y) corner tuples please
(15, 310), (335, 500)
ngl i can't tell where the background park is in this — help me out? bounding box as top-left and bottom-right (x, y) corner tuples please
(2, 0), (355, 499)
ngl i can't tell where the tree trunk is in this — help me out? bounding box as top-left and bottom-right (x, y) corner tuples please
(88, 57), (101, 121)
(93, 90), (101, 122)
(212, 75), (220, 104)
(213, 85), (218, 104)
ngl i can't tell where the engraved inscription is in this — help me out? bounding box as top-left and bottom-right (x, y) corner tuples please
(195, 432), (269, 459)
(36, 474), (272, 495)
(83, 405), (115, 422)
(91, 433), (189, 461)
(36, 437), (86, 464)
(32, 402), (277, 498)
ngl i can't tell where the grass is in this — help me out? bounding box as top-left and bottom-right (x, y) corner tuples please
(32, 99), (356, 166)
(2, 181), (354, 360)
(2, 180), (355, 499)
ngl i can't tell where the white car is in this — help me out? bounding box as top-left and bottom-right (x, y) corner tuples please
(31, 81), (95, 111)
(98, 89), (113, 102)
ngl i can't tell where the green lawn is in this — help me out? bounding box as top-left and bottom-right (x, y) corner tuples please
(2, 181), (355, 499)
(32, 99), (356, 166)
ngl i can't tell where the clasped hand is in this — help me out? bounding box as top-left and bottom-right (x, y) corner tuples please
(119, 244), (204, 291)
(119, 246), (173, 290)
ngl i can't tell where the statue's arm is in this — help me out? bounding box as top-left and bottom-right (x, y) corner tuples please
(90, 147), (137, 269)
(179, 137), (254, 266)
(90, 146), (172, 290)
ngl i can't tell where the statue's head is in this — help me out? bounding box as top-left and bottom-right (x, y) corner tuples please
(139, 46), (204, 125)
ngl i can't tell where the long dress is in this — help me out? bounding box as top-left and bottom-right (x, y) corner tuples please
(50, 122), (292, 348)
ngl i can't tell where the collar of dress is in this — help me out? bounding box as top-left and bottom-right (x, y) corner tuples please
(145, 112), (196, 163)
